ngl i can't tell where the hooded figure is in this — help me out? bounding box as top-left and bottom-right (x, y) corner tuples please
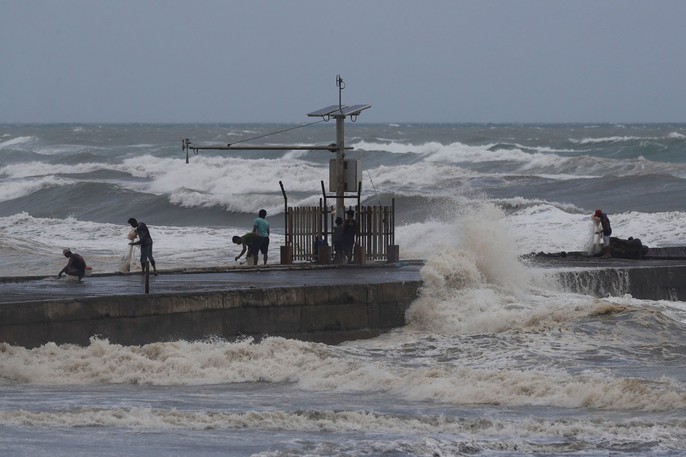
(593, 209), (612, 258)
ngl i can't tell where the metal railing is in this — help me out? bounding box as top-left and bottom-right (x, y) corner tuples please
(285, 201), (395, 263)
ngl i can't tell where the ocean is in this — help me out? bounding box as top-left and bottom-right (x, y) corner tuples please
(1, 123), (685, 456)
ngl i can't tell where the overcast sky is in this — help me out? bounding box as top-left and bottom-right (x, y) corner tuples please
(2, 0), (685, 123)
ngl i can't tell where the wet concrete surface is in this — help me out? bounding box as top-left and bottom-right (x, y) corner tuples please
(0, 263), (423, 304)
(524, 253), (686, 269)
(4, 252), (686, 305)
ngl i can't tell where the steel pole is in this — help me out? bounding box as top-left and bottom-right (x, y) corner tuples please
(335, 115), (345, 219)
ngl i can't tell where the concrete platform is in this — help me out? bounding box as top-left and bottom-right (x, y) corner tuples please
(0, 263), (423, 305)
(0, 262), (424, 348)
(526, 251), (686, 301)
(3, 254), (686, 348)
(525, 254), (686, 270)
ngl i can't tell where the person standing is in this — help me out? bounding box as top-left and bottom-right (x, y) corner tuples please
(342, 209), (358, 263)
(252, 209), (270, 265)
(128, 217), (158, 275)
(332, 216), (344, 263)
(593, 209), (612, 258)
(58, 248), (87, 280)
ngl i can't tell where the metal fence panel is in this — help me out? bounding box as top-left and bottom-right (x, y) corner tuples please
(285, 203), (394, 263)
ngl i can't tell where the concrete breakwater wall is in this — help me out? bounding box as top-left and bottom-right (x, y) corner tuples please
(554, 263), (686, 301)
(0, 280), (422, 348)
(2, 261), (685, 349)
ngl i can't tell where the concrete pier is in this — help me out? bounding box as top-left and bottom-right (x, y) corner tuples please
(0, 264), (423, 348)
(532, 256), (686, 301)
(3, 254), (686, 348)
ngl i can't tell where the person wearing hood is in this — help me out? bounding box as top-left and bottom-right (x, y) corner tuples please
(593, 209), (612, 258)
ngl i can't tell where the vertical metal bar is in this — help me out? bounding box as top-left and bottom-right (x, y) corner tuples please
(373, 206), (378, 260)
(391, 198), (395, 246)
(320, 180), (328, 245)
(335, 115), (345, 220)
(287, 207), (293, 249)
(280, 181), (288, 243)
(320, 198), (328, 244)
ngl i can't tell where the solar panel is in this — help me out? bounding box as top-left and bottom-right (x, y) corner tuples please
(307, 105), (348, 117)
(339, 104), (372, 116)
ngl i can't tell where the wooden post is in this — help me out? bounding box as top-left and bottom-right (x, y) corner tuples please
(354, 245), (366, 265)
(317, 245), (332, 265)
(387, 245), (400, 263)
(280, 245), (293, 265)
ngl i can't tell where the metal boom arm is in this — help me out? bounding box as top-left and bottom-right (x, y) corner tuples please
(182, 138), (351, 163)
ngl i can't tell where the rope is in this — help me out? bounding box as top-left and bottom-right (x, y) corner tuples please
(366, 169), (382, 205)
(354, 146), (382, 206)
(228, 119), (326, 146)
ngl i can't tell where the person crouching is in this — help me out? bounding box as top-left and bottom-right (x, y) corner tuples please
(58, 248), (87, 280)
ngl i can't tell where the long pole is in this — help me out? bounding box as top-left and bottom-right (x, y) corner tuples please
(335, 114), (345, 220)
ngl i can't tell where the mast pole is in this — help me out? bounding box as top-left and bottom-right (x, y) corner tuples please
(335, 75), (346, 219)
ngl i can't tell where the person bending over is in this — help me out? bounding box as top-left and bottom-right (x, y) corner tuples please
(58, 248), (87, 280)
(128, 217), (158, 275)
(232, 232), (258, 263)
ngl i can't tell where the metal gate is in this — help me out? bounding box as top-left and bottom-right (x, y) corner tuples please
(284, 201), (396, 263)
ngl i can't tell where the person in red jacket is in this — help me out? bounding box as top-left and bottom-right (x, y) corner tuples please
(593, 209), (612, 258)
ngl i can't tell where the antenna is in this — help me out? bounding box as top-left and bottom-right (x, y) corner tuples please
(336, 75), (345, 109)
(308, 76), (370, 219)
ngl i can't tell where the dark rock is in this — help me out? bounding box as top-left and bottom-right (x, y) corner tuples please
(609, 237), (648, 259)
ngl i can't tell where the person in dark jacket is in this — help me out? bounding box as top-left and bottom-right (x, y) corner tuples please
(58, 248), (87, 280)
(332, 216), (344, 263)
(232, 232), (258, 264)
(593, 209), (612, 258)
(128, 218), (158, 275)
(342, 209), (358, 263)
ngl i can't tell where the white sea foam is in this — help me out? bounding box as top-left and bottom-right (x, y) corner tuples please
(3, 125), (686, 455)
(353, 140), (444, 155)
(0, 155), (327, 212)
(570, 135), (648, 144)
(2, 200), (685, 277)
(1, 333), (683, 411)
(394, 201), (591, 261)
(0, 136), (35, 150)
(33, 144), (98, 155)
(348, 137), (682, 178)
(355, 139), (572, 166)
(504, 205), (686, 254)
(364, 163), (476, 192)
(0, 161), (108, 178)
(356, 138), (685, 179)
(0, 176), (74, 202)
(0, 213), (268, 275)
(0, 406), (683, 452)
(402, 201), (589, 335)
(1, 202), (685, 414)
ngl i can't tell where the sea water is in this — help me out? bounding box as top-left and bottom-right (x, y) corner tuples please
(0, 123), (685, 456)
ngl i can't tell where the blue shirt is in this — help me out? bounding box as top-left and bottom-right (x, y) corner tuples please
(253, 217), (270, 237)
